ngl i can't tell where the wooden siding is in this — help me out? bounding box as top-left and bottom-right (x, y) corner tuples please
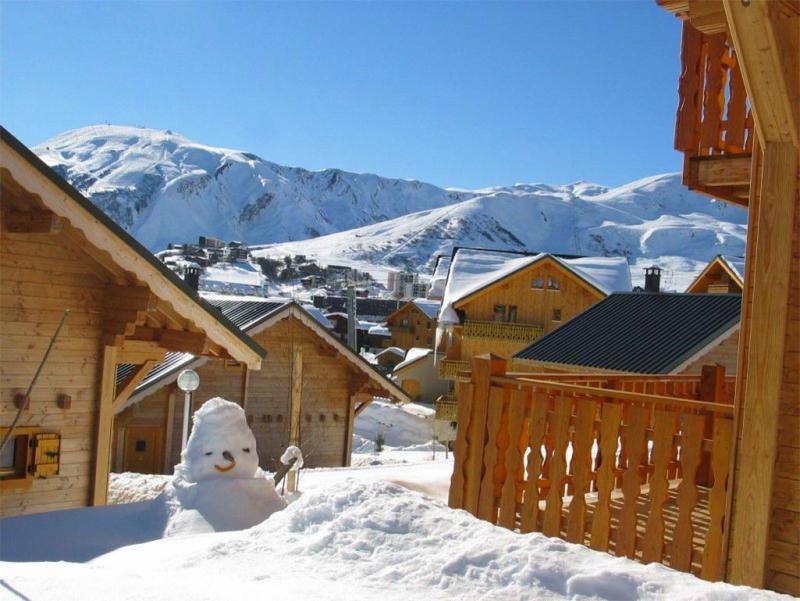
(679, 330), (740, 375)
(115, 315), (368, 473)
(386, 304), (437, 350)
(0, 226), (109, 517)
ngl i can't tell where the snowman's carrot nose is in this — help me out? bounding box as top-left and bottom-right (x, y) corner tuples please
(222, 450), (234, 462)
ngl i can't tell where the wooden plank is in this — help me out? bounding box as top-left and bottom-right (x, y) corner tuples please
(590, 401), (623, 552)
(92, 345), (117, 505)
(498, 388), (526, 529)
(676, 22), (704, 152)
(1, 210), (64, 234)
(163, 392), (176, 473)
(701, 416), (734, 581)
(112, 360), (157, 414)
(477, 386), (505, 523)
(642, 409), (677, 563)
(671, 412), (706, 571)
(728, 141), (798, 586)
(616, 404), (649, 559)
(520, 389), (548, 534)
(700, 34), (725, 152)
(542, 396), (572, 537)
(289, 344), (303, 446)
(689, 155), (753, 187)
(448, 381), (474, 509)
(566, 399), (596, 544)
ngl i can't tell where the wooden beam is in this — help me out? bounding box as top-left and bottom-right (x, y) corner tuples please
(240, 364), (250, 410)
(289, 344), (303, 446)
(688, 154), (753, 187)
(728, 141), (798, 587)
(116, 340), (169, 364)
(112, 360), (157, 413)
(92, 345), (118, 505)
(688, 0), (728, 33)
(1, 210), (64, 234)
(163, 392), (176, 473)
(723, 0), (799, 146)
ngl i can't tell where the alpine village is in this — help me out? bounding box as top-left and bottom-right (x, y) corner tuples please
(0, 1), (798, 600)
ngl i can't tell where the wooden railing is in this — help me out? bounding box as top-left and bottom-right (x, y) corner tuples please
(463, 320), (544, 342)
(438, 359), (470, 381)
(449, 357), (735, 581)
(435, 394), (458, 421)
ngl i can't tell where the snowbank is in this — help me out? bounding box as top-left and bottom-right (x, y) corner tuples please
(0, 479), (787, 601)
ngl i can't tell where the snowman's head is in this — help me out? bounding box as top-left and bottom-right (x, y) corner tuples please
(175, 397), (259, 482)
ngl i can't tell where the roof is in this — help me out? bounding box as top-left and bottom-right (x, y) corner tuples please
(376, 347), (406, 359)
(299, 305), (334, 329)
(0, 127), (265, 368)
(439, 248), (632, 325)
(686, 255), (745, 292)
(385, 298), (441, 323)
(513, 292), (742, 374)
(393, 348), (433, 372)
(313, 296), (403, 319)
(427, 255), (451, 300)
(117, 297), (410, 410)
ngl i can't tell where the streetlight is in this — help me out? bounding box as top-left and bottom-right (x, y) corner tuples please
(177, 369), (200, 450)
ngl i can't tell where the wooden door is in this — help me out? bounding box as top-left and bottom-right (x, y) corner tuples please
(122, 426), (163, 474)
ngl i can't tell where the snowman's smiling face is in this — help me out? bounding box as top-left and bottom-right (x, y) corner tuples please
(177, 398), (260, 482)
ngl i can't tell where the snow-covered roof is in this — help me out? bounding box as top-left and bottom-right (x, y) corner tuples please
(427, 255), (451, 300)
(393, 347), (433, 372)
(368, 324), (390, 337)
(411, 298), (441, 319)
(438, 249), (631, 325)
(719, 255), (745, 283)
(300, 305), (333, 329)
(376, 347), (406, 359)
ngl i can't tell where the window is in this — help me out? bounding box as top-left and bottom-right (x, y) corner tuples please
(493, 304), (506, 322)
(552, 308), (562, 322)
(548, 277), (560, 290)
(402, 318), (409, 326)
(532, 276), (544, 289)
(508, 305), (518, 323)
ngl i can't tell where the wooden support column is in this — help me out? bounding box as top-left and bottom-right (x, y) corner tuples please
(240, 364), (250, 411)
(289, 345), (303, 446)
(163, 392), (176, 473)
(728, 141), (798, 586)
(92, 345), (118, 505)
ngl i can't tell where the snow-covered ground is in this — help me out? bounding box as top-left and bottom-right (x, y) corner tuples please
(1, 399), (788, 601)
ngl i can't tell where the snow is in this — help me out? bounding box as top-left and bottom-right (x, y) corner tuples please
(376, 346), (406, 358)
(438, 248), (631, 325)
(368, 323), (390, 336)
(428, 255), (451, 299)
(720, 255), (745, 282)
(0, 478), (788, 601)
(393, 347), (433, 372)
(280, 445), (304, 469)
(200, 261), (269, 295)
(411, 298), (441, 319)
(300, 304), (334, 329)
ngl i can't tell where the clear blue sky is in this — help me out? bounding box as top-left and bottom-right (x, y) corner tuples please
(1, 1), (683, 190)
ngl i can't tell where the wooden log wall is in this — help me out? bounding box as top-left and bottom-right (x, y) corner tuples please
(0, 227), (108, 517)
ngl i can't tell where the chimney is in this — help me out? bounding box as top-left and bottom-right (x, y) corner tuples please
(184, 265), (200, 292)
(644, 266), (661, 293)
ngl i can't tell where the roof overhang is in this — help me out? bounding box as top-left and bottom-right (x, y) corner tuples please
(0, 127), (265, 369)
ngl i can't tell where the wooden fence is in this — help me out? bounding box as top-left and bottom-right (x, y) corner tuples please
(449, 356), (735, 581)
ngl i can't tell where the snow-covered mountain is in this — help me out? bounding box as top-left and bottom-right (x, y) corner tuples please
(34, 125), (472, 251)
(35, 125), (747, 287)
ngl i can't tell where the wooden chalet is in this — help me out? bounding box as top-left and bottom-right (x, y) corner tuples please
(385, 298), (441, 351)
(436, 248), (631, 380)
(512, 293), (741, 375)
(686, 255), (745, 293)
(0, 128), (265, 517)
(447, 2), (799, 595)
(113, 298), (410, 473)
(391, 348), (449, 404)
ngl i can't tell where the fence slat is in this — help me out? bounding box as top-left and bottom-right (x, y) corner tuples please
(498, 388), (527, 529)
(448, 381), (474, 509)
(463, 359), (495, 515)
(478, 386), (505, 523)
(676, 22), (703, 152)
(671, 413), (706, 571)
(642, 409), (677, 563)
(566, 400), (596, 544)
(543, 397), (572, 537)
(590, 401), (623, 552)
(700, 34), (726, 153)
(617, 404), (649, 559)
(701, 416), (734, 581)
(520, 390), (549, 533)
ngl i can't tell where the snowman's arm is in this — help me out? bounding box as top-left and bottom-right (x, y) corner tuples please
(272, 457), (298, 487)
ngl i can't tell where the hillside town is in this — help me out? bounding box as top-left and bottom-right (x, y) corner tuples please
(1, 1), (798, 600)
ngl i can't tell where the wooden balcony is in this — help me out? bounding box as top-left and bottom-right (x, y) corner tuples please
(450, 357), (735, 581)
(674, 21), (753, 206)
(438, 359), (471, 381)
(435, 394), (458, 421)
(463, 320), (544, 343)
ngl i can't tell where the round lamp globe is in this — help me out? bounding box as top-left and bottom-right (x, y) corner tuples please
(177, 369), (200, 392)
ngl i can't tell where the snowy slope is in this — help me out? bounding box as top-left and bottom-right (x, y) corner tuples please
(36, 126), (746, 285)
(34, 125), (471, 251)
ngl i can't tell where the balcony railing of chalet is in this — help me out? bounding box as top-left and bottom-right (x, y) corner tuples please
(675, 21), (753, 205)
(449, 357), (735, 581)
(435, 394), (458, 421)
(463, 320), (544, 343)
(438, 359), (471, 381)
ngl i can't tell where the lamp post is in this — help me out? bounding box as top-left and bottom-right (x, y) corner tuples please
(177, 369), (200, 450)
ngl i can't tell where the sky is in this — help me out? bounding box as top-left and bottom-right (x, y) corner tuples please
(1, 1), (683, 190)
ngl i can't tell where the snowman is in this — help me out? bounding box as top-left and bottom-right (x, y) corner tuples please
(164, 397), (286, 536)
